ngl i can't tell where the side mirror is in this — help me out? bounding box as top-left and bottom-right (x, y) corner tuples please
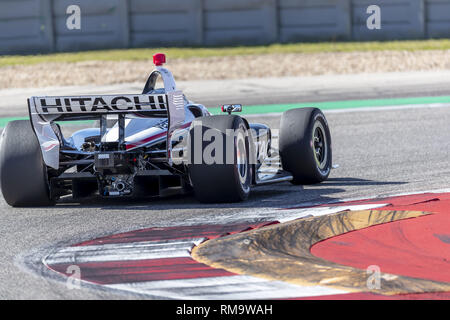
(221, 104), (242, 114)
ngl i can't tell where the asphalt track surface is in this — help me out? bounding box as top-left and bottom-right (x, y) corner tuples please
(0, 72), (449, 299)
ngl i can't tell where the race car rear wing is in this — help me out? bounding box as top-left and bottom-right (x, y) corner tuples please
(31, 94), (168, 116)
(28, 91), (186, 169)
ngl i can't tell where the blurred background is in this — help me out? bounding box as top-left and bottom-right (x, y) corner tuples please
(0, 0), (449, 54)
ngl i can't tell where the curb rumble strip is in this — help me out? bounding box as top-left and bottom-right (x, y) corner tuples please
(43, 205), (385, 299)
(41, 193), (450, 299)
(192, 209), (450, 296)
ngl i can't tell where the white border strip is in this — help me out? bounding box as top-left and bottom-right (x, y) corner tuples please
(44, 238), (205, 265)
(106, 275), (347, 300)
(243, 102), (450, 118)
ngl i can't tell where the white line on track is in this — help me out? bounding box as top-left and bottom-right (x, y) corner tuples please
(178, 203), (389, 226)
(276, 203), (388, 223)
(243, 102), (450, 119)
(106, 275), (347, 300)
(323, 102), (450, 114)
(296, 187), (450, 209)
(43, 238), (205, 265)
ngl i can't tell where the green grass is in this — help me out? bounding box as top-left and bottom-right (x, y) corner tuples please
(1, 39), (450, 67)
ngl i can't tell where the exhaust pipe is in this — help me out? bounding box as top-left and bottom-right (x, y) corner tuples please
(116, 182), (126, 192)
(114, 181), (126, 192)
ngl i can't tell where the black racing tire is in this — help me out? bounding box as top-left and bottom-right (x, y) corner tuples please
(0, 120), (54, 207)
(279, 108), (332, 184)
(187, 115), (252, 203)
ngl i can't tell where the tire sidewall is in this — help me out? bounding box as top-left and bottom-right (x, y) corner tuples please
(187, 115), (252, 203)
(310, 112), (332, 180)
(0, 120), (53, 206)
(279, 108), (332, 184)
(232, 121), (251, 200)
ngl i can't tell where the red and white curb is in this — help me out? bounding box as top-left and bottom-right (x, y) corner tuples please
(44, 238), (206, 264)
(42, 190), (449, 299)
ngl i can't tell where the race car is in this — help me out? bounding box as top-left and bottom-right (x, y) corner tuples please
(0, 53), (332, 207)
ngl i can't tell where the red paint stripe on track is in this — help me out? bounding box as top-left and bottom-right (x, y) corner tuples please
(50, 222), (274, 285)
(311, 193), (450, 283)
(49, 258), (236, 285)
(75, 222), (275, 246)
(288, 193), (449, 210)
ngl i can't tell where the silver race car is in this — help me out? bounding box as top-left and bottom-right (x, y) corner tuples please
(0, 54), (332, 207)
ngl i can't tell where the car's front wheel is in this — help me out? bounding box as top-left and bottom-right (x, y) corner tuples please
(279, 108), (332, 184)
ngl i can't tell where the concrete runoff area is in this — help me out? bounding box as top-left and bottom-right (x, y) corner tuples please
(1, 50), (450, 89)
(1, 70), (450, 118)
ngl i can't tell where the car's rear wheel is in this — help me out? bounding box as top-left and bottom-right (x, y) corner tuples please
(279, 108), (332, 184)
(187, 115), (252, 203)
(0, 120), (54, 207)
